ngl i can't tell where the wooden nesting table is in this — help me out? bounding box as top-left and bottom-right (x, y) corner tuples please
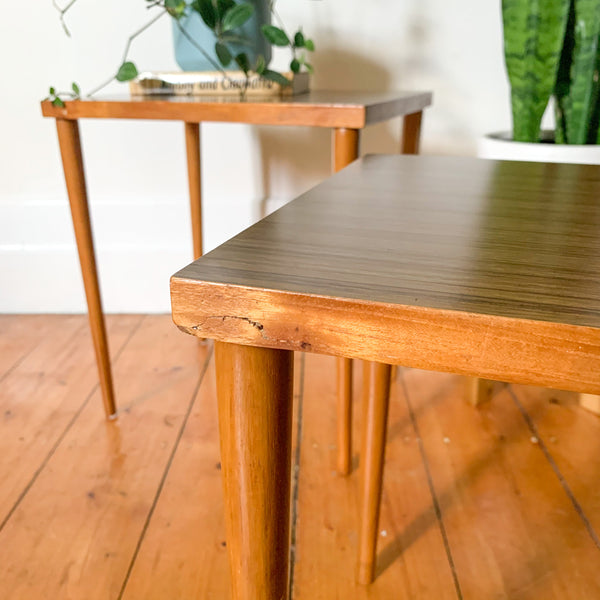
(170, 154), (600, 599)
(40, 90), (432, 418)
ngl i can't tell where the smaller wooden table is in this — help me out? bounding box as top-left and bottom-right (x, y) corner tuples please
(41, 91), (432, 417)
(171, 155), (600, 599)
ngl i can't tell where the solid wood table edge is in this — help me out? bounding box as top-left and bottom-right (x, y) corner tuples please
(40, 91), (432, 128)
(170, 278), (600, 396)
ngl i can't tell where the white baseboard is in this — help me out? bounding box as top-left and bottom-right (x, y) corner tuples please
(1, 245), (190, 313)
(0, 194), (275, 313)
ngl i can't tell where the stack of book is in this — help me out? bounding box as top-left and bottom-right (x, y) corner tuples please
(129, 71), (309, 98)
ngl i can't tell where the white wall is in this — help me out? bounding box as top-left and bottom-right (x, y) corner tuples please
(0, 0), (510, 313)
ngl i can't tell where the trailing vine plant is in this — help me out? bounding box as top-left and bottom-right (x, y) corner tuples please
(47, 0), (315, 105)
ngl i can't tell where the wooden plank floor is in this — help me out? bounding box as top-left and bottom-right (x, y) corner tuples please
(1, 314), (599, 599)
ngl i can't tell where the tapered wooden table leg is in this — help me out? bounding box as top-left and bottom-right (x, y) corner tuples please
(401, 111), (423, 155)
(467, 376), (494, 406)
(333, 127), (360, 475)
(357, 361), (392, 585)
(215, 342), (294, 600)
(333, 127), (360, 173)
(56, 118), (116, 418)
(336, 357), (353, 475)
(184, 122), (203, 259)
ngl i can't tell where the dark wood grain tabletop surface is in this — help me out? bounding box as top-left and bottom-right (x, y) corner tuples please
(173, 154), (600, 329)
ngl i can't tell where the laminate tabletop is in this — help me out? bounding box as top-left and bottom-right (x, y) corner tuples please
(171, 154), (600, 393)
(40, 90), (432, 127)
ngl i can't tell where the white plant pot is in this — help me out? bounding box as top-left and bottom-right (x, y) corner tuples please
(478, 131), (600, 165)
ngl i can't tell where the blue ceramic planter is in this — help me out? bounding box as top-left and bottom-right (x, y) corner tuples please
(172, 1), (272, 71)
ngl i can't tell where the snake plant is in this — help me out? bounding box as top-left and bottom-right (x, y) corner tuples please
(503, 0), (600, 144)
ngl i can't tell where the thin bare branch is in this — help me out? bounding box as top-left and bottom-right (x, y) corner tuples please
(86, 73), (119, 98)
(53, 0), (81, 36)
(175, 20), (234, 80)
(121, 9), (167, 64)
(86, 9), (167, 98)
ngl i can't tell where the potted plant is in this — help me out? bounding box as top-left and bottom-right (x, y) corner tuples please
(48, 0), (315, 104)
(172, 0), (274, 72)
(479, 0), (600, 164)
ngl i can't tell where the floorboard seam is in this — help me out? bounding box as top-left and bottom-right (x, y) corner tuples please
(288, 352), (306, 600)
(0, 317), (86, 386)
(0, 345), (36, 386)
(117, 342), (214, 600)
(399, 370), (464, 600)
(0, 315), (144, 534)
(508, 386), (600, 552)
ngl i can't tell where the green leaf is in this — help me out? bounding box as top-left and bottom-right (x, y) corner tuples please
(261, 24), (290, 46)
(305, 39), (315, 52)
(192, 0), (217, 29)
(222, 3), (254, 32)
(304, 62), (314, 75)
(255, 54), (266, 75)
(72, 82), (80, 96)
(294, 31), (305, 48)
(590, 47), (600, 143)
(261, 69), (291, 86)
(559, 0), (600, 144)
(52, 97), (65, 108)
(220, 32), (252, 45)
(502, 0), (570, 142)
(216, 0), (235, 20)
(554, 100), (567, 143)
(595, 95), (600, 143)
(116, 61), (138, 82)
(215, 41), (232, 66)
(554, 1), (574, 143)
(165, 0), (186, 18)
(49, 86), (56, 96)
(234, 52), (250, 74)
(290, 58), (300, 73)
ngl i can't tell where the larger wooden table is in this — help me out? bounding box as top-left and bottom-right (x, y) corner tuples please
(41, 91), (432, 418)
(171, 154), (600, 599)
